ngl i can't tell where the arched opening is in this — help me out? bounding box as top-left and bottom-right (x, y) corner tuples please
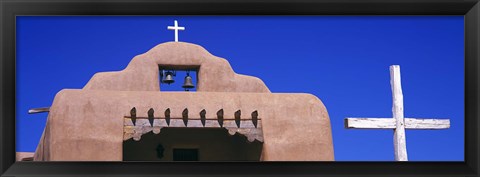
(159, 65), (199, 92)
(123, 128), (263, 161)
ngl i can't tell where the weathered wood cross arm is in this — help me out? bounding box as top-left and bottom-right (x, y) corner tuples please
(345, 118), (450, 130)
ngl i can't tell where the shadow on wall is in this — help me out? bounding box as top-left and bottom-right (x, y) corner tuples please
(123, 128), (263, 161)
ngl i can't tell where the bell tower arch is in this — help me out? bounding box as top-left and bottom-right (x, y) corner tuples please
(158, 65), (200, 91)
(83, 42), (270, 93)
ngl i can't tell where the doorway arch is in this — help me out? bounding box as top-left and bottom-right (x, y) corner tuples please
(123, 127), (263, 161)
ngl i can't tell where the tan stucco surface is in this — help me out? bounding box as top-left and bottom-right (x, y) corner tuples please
(34, 42), (334, 161)
(35, 90), (333, 161)
(16, 152), (34, 161)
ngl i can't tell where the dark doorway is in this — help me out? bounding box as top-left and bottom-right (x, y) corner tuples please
(173, 148), (199, 161)
(123, 128), (263, 161)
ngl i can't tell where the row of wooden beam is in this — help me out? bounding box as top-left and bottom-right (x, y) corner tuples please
(125, 107), (260, 128)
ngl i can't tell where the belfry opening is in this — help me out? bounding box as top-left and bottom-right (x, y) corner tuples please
(159, 65), (199, 92)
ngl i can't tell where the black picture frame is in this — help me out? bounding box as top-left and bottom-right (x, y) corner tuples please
(1, 0), (478, 176)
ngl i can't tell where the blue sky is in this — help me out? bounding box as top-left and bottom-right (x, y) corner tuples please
(16, 16), (464, 161)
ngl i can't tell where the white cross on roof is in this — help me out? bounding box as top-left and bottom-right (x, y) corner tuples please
(167, 20), (185, 42)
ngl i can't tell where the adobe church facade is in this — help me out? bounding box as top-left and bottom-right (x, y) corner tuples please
(31, 41), (334, 161)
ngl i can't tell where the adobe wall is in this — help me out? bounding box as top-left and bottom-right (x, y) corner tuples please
(34, 42), (334, 161)
(35, 90), (334, 161)
(16, 152), (34, 161)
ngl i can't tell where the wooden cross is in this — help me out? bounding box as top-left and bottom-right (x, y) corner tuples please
(344, 65), (450, 161)
(167, 20), (185, 42)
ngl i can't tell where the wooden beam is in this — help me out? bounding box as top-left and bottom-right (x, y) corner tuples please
(124, 118), (263, 142)
(200, 109), (206, 127)
(123, 109), (263, 142)
(391, 65), (408, 161)
(345, 118), (450, 130)
(405, 118), (450, 129)
(28, 107), (50, 114)
(345, 118), (396, 129)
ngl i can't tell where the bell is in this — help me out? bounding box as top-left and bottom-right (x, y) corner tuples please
(182, 73), (195, 90)
(163, 71), (175, 84)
